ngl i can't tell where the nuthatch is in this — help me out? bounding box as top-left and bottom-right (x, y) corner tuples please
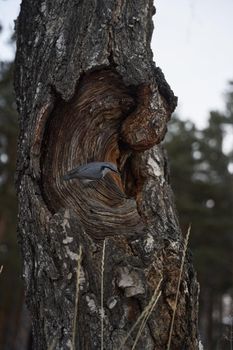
(63, 161), (120, 184)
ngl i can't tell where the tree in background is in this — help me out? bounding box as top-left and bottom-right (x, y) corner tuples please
(165, 83), (233, 349)
(0, 25), (31, 348)
(0, 60), (24, 348)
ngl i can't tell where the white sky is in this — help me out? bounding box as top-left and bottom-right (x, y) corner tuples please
(0, 0), (233, 129)
(153, 0), (233, 127)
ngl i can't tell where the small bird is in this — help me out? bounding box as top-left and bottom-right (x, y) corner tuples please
(63, 161), (120, 184)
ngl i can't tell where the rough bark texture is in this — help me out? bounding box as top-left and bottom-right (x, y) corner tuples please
(15, 0), (199, 349)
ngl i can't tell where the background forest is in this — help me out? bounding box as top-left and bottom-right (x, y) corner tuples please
(0, 28), (232, 350)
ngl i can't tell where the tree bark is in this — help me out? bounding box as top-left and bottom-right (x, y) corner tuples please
(14, 1), (199, 349)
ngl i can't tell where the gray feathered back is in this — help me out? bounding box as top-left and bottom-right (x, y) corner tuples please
(63, 161), (119, 181)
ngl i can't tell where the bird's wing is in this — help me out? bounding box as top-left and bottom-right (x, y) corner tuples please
(66, 166), (82, 176)
(77, 162), (104, 175)
(76, 164), (91, 172)
(67, 163), (92, 175)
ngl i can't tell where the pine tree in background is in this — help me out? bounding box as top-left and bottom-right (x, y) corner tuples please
(0, 60), (28, 349)
(165, 84), (233, 349)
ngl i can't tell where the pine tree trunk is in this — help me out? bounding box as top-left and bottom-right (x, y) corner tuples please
(14, 1), (200, 349)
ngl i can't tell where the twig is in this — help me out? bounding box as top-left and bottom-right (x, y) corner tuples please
(167, 225), (191, 350)
(0, 265), (3, 274)
(72, 245), (83, 349)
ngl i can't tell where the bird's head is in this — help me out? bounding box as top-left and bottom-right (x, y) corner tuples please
(101, 162), (120, 176)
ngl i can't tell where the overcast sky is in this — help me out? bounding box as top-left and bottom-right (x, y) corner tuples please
(0, 0), (233, 129)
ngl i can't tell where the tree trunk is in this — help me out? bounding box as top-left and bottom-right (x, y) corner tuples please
(14, 1), (199, 349)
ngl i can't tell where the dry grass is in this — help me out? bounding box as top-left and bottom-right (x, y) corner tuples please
(72, 245), (83, 349)
(131, 290), (162, 350)
(101, 239), (106, 350)
(0, 265), (3, 274)
(119, 277), (163, 350)
(166, 225), (191, 350)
